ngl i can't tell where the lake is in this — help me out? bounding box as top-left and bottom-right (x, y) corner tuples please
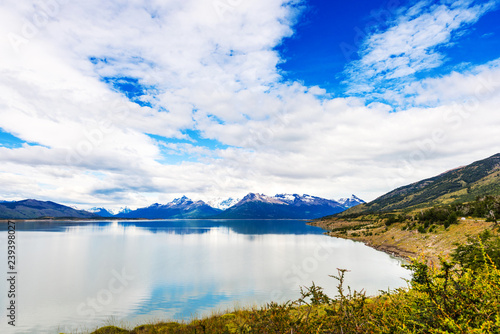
(0, 220), (410, 333)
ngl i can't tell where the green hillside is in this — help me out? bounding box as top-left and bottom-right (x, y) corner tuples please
(343, 153), (500, 215)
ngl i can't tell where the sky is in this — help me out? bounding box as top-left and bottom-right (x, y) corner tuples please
(0, 0), (499, 210)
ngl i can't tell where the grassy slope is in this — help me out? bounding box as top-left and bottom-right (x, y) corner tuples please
(338, 153), (500, 216)
(310, 216), (498, 264)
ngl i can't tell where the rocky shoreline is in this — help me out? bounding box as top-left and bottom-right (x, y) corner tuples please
(308, 220), (416, 261)
(309, 218), (497, 265)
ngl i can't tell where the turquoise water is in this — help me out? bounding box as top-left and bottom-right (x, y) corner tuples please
(0, 220), (410, 333)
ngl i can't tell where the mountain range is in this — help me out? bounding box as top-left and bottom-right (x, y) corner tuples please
(115, 193), (364, 219)
(342, 153), (500, 216)
(0, 199), (100, 219)
(214, 193), (358, 219)
(3, 152), (499, 220)
(0, 194), (364, 220)
(114, 196), (221, 219)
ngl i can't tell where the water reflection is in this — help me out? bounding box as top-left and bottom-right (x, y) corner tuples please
(0, 219), (325, 235)
(0, 220), (410, 334)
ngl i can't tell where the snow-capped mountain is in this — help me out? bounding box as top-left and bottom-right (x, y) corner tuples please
(115, 196), (221, 219)
(88, 207), (115, 217)
(169, 195), (194, 206)
(207, 197), (241, 210)
(337, 195), (365, 208)
(216, 193), (347, 219)
(116, 207), (132, 215)
(87, 193), (364, 219)
(237, 193), (287, 205)
(274, 193), (343, 206)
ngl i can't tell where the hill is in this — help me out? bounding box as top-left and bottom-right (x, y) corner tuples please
(311, 153), (500, 263)
(342, 153), (500, 215)
(0, 199), (100, 219)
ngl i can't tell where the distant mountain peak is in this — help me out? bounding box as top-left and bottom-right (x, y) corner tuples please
(337, 195), (365, 208)
(274, 194), (295, 203)
(88, 207), (115, 217)
(238, 193), (285, 205)
(216, 192), (347, 219)
(207, 197), (241, 210)
(117, 207), (132, 215)
(171, 196), (191, 205)
(115, 196), (220, 219)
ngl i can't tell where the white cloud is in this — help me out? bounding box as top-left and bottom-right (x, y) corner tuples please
(404, 59), (500, 106)
(344, 0), (497, 99)
(0, 0), (499, 211)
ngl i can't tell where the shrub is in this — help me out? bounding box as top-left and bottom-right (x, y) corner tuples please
(452, 230), (500, 271)
(395, 258), (500, 333)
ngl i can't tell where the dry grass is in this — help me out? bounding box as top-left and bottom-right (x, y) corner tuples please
(312, 217), (498, 265)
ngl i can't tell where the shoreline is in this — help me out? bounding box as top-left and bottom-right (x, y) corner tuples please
(341, 235), (416, 260)
(308, 218), (498, 265)
(0, 217), (312, 223)
(307, 220), (416, 261)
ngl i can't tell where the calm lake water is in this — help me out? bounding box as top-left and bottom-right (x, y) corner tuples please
(0, 220), (410, 333)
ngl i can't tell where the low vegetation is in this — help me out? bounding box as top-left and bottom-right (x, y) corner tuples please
(311, 196), (500, 262)
(87, 232), (500, 333)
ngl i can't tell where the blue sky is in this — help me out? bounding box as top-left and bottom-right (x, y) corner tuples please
(0, 0), (499, 209)
(0, 128), (43, 148)
(277, 0), (390, 92)
(278, 0), (500, 95)
(0, 128), (28, 148)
